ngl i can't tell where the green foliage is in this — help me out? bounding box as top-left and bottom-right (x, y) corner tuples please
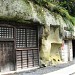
(30, 0), (75, 26)
(30, 0), (75, 16)
(59, 0), (75, 16)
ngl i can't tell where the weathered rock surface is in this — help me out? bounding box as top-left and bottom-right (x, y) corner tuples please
(0, 0), (74, 66)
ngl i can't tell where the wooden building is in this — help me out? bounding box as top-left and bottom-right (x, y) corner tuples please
(0, 22), (39, 72)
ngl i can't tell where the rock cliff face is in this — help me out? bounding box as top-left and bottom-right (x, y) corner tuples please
(0, 0), (74, 66)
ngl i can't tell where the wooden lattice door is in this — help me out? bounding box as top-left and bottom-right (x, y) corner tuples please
(0, 42), (15, 72)
(16, 27), (39, 69)
(0, 25), (39, 71)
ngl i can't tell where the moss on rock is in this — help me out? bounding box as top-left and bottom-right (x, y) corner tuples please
(0, 0), (32, 22)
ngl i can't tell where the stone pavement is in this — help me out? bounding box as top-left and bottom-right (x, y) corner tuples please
(1, 60), (75, 75)
(70, 72), (75, 75)
(43, 64), (75, 75)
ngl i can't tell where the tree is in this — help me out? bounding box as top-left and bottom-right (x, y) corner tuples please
(31, 0), (75, 16)
(58, 0), (75, 16)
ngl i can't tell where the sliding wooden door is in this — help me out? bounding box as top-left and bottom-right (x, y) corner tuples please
(0, 42), (15, 72)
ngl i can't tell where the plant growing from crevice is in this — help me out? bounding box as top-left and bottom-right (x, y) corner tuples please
(29, 0), (75, 26)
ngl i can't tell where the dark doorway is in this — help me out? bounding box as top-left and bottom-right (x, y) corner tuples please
(72, 40), (75, 58)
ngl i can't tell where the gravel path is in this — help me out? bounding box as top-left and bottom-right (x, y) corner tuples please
(2, 60), (75, 75)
